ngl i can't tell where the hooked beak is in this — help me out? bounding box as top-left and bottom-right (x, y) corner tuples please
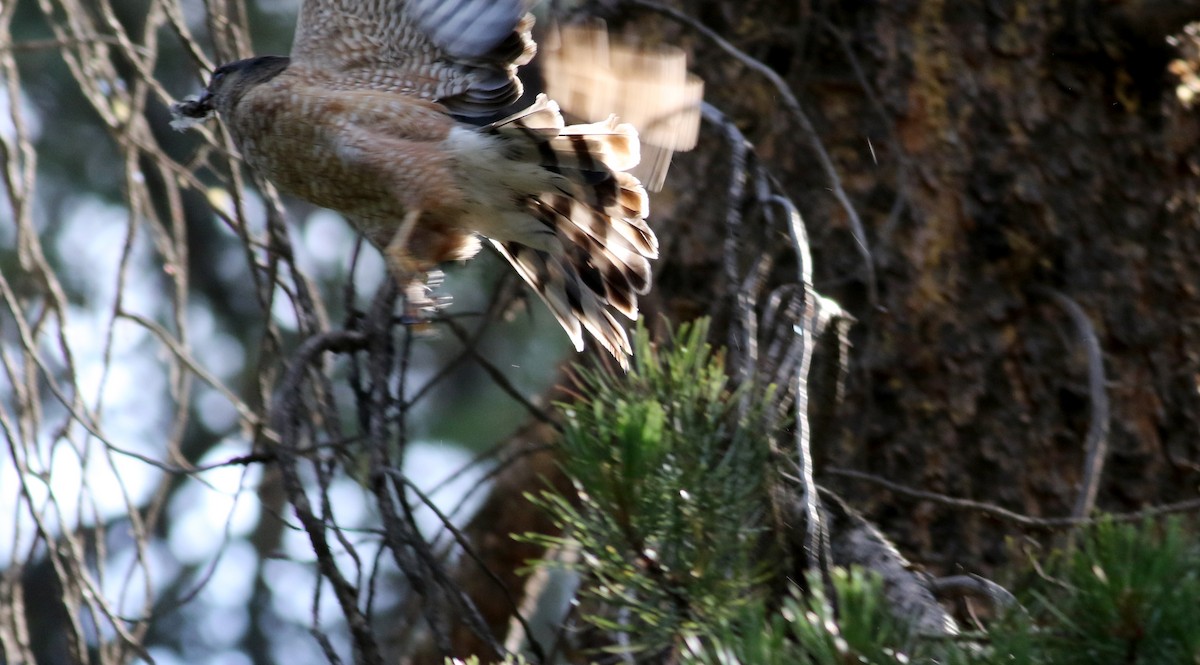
(169, 90), (216, 132)
(177, 90), (214, 118)
(169, 90), (215, 131)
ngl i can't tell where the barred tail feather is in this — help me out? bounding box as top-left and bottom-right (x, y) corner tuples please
(493, 94), (640, 173)
(490, 240), (633, 365)
(489, 93), (656, 367)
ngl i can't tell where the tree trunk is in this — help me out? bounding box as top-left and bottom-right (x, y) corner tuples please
(648, 0), (1200, 571)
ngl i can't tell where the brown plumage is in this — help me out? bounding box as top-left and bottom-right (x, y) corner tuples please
(174, 0), (663, 366)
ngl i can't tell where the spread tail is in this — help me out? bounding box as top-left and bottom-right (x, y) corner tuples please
(489, 94), (655, 368)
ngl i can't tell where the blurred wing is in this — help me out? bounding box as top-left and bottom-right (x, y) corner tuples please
(542, 21), (703, 190)
(291, 0), (535, 117)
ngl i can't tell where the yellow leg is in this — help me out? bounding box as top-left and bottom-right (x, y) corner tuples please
(384, 210), (440, 322)
(384, 209), (422, 280)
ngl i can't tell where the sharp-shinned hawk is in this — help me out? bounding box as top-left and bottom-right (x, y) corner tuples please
(174, 0), (697, 367)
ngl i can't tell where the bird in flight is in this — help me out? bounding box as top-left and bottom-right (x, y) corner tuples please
(174, 0), (668, 367)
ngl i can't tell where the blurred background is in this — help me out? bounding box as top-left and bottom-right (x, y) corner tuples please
(7, 0), (1200, 663)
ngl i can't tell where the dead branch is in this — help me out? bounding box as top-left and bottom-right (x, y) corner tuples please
(406, 423), (569, 664)
(270, 329), (379, 663)
(623, 0), (879, 306)
(1036, 288), (1110, 524)
(929, 574), (1020, 612)
(816, 489), (960, 637)
(828, 467), (1200, 528)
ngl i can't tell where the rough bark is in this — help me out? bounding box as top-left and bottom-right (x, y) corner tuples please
(652, 0), (1200, 571)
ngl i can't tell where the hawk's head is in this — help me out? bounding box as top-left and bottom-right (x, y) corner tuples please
(171, 56), (290, 130)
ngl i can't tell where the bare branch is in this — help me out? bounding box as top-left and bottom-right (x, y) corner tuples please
(930, 574), (1021, 612)
(622, 0), (879, 305)
(1035, 287), (1111, 524)
(814, 489), (959, 637)
(828, 467), (1200, 528)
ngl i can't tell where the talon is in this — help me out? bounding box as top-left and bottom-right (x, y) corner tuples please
(397, 279), (451, 333)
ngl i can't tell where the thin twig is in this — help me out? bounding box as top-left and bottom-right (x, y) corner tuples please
(359, 284), (454, 653)
(828, 467), (1200, 528)
(441, 318), (561, 429)
(270, 329), (381, 664)
(930, 574), (1021, 611)
(1035, 287), (1110, 524)
(624, 0), (878, 305)
(391, 471), (546, 662)
(819, 16), (912, 258)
